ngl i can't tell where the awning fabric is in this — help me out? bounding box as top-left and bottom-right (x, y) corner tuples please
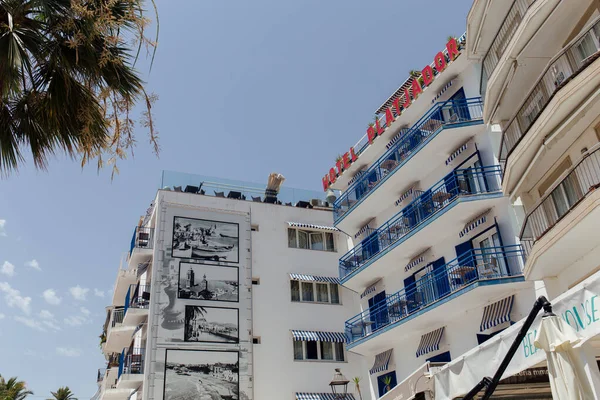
(395, 187), (414, 206)
(291, 330), (346, 343)
(360, 282), (378, 298)
(459, 211), (490, 238)
(287, 222), (339, 232)
(355, 222), (374, 239)
(480, 295), (514, 332)
(405, 254), (425, 272)
(289, 273), (340, 284)
(432, 80), (453, 104)
(416, 327), (445, 357)
(446, 141), (468, 165)
(370, 349), (393, 375)
(296, 394), (356, 400)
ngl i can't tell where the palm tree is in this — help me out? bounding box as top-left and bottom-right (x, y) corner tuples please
(352, 377), (363, 400)
(0, 375), (33, 400)
(48, 387), (77, 400)
(0, 0), (159, 177)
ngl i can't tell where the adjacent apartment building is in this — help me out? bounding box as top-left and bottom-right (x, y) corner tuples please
(95, 172), (371, 400)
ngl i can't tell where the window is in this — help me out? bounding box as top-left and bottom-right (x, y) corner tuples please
(291, 280), (341, 304)
(252, 277), (260, 285)
(251, 224), (259, 232)
(253, 336), (261, 344)
(293, 340), (346, 362)
(288, 228), (335, 252)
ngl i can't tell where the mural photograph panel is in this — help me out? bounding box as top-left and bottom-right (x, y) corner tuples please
(172, 216), (239, 263)
(178, 262), (239, 302)
(164, 349), (239, 400)
(185, 305), (239, 343)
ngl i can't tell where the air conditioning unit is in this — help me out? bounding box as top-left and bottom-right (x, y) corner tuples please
(310, 199), (324, 207)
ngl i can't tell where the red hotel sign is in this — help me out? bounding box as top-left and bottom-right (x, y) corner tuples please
(322, 37), (461, 192)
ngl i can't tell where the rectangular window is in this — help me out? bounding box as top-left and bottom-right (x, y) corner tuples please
(301, 282), (314, 302)
(321, 342), (334, 360)
(298, 230), (309, 249)
(287, 228), (335, 252)
(293, 341), (304, 360)
(316, 283), (329, 302)
(325, 232), (335, 251)
(288, 228), (297, 248)
(310, 232), (324, 250)
(290, 280), (300, 302)
(330, 284), (340, 304)
(335, 342), (345, 361)
(306, 341), (318, 360)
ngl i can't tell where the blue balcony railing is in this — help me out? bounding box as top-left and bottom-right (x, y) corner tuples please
(129, 226), (154, 257)
(118, 348), (145, 379)
(124, 284), (151, 317)
(339, 165), (502, 280)
(345, 245), (525, 345)
(333, 97), (484, 223)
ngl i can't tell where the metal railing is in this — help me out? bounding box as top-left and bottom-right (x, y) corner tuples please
(124, 284), (151, 316)
(97, 368), (106, 383)
(338, 165), (502, 279)
(480, 0), (536, 97)
(520, 147), (600, 249)
(345, 245), (525, 344)
(118, 348), (145, 379)
(333, 97), (484, 223)
(499, 17), (600, 164)
(111, 308), (124, 328)
(129, 226), (154, 257)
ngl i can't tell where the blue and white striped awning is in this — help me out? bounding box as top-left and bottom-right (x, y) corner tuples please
(459, 211), (491, 238)
(296, 394), (356, 400)
(360, 282), (378, 298)
(289, 274), (340, 284)
(446, 142), (469, 165)
(132, 324), (144, 337)
(354, 221), (374, 239)
(480, 296), (514, 332)
(406, 255), (425, 272)
(432, 80), (453, 104)
(370, 348), (393, 375)
(395, 188), (414, 206)
(287, 222), (339, 232)
(348, 170), (366, 186)
(386, 128), (410, 149)
(416, 327), (445, 357)
(291, 330), (346, 343)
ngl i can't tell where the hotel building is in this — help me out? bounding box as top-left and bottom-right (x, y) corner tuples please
(325, 34), (539, 399)
(94, 172), (371, 400)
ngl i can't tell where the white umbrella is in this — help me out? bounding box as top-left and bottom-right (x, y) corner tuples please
(534, 315), (600, 399)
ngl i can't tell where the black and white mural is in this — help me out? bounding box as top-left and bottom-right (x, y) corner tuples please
(184, 305), (239, 343)
(164, 349), (239, 400)
(178, 262), (239, 302)
(172, 217), (239, 263)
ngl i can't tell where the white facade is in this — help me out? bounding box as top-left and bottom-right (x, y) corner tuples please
(96, 175), (371, 400)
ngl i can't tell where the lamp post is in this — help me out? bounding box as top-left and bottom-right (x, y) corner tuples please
(330, 368), (350, 398)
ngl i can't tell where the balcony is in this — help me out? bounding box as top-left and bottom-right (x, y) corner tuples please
(123, 284), (150, 326)
(333, 97), (484, 230)
(117, 348), (145, 389)
(520, 146), (600, 281)
(112, 260), (138, 307)
(344, 245), (525, 349)
(128, 226), (154, 268)
(105, 308), (136, 354)
(500, 17), (600, 193)
(97, 368), (106, 384)
(338, 166), (504, 289)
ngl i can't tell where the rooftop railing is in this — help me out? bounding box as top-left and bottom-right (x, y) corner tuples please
(480, 0), (536, 97)
(333, 97), (484, 223)
(338, 165), (502, 280)
(520, 146), (600, 251)
(345, 245), (525, 345)
(129, 226), (154, 257)
(118, 348), (145, 379)
(124, 284), (151, 317)
(499, 17), (600, 165)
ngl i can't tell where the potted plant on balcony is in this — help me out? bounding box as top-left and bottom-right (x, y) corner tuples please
(381, 375), (393, 393)
(353, 377), (363, 400)
(98, 331), (106, 349)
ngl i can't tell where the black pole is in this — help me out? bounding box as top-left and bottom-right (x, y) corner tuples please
(461, 296), (552, 400)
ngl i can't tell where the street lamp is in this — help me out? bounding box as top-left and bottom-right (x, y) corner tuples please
(330, 368), (349, 398)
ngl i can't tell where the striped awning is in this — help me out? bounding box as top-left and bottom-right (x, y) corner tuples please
(446, 141), (469, 165)
(132, 324), (144, 337)
(137, 262), (149, 277)
(416, 327), (445, 357)
(287, 222), (339, 232)
(289, 273), (340, 284)
(480, 296), (514, 332)
(395, 187), (414, 206)
(406, 256), (425, 272)
(360, 282), (378, 298)
(296, 394), (356, 400)
(432, 80), (453, 104)
(348, 170), (366, 186)
(291, 330), (346, 343)
(370, 349), (393, 375)
(386, 128), (410, 149)
(459, 210), (491, 238)
(355, 221), (374, 239)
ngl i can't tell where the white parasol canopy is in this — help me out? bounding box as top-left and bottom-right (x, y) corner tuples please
(534, 315), (600, 399)
(266, 173), (285, 193)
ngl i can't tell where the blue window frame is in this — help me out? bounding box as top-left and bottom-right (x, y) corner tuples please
(377, 370), (398, 397)
(426, 351), (451, 363)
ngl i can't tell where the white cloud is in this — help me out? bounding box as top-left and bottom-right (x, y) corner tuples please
(1, 262), (15, 277)
(15, 316), (45, 331)
(42, 319), (61, 331)
(25, 260), (41, 271)
(56, 347), (81, 357)
(0, 220), (6, 237)
(93, 288), (105, 298)
(64, 315), (87, 327)
(0, 313), (5, 320)
(37, 310), (60, 331)
(69, 285), (89, 301)
(42, 289), (61, 305)
(80, 307), (91, 316)
(39, 310), (54, 319)
(0, 282), (31, 314)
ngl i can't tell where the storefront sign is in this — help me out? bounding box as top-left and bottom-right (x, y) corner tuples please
(321, 37), (461, 191)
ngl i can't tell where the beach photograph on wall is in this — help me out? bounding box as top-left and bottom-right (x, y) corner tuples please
(178, 262), (239, 302)
(172, 216), (239, 263)
(164, 349), (239, 400)
(184, 305), (239, 343)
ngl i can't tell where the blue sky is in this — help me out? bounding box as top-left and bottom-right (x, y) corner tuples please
(0, 0), (473, 397)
